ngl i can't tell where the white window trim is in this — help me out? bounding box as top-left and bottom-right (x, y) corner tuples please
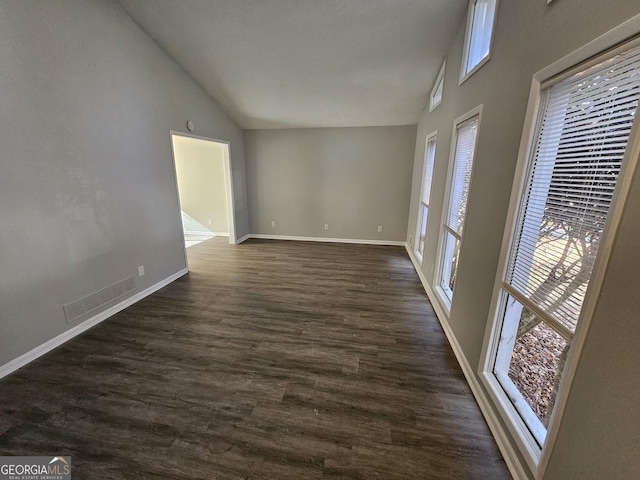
(434, 105), (483, 315)
(414, 130), (439, 262)
(459, 0), (500, 86)
(429, 60), (446, 112)
(478, 15), (640, 478)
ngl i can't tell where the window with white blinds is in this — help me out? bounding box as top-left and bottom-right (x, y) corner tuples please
(447, 118), (478, 235)
(438, 115), (479, 301)
(506, 43), (640, 336)
(415, 134), (437, 258)
(422, 137), (437, 207)
(490, 41), (640, 447)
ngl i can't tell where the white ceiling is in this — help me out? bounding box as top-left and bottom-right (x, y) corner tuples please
(116, 0), (467, 129)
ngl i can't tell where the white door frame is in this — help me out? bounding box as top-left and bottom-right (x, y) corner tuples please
(169, 131), (237, 264)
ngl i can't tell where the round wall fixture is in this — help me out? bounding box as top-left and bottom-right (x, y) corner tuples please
(186, 120), (195, 131)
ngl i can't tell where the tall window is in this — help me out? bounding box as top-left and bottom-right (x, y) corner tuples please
(461, 0), (498, 82)
(484, 42), (640, 455)
(415, 133), (437, 259)
(437, 109), (480, 306)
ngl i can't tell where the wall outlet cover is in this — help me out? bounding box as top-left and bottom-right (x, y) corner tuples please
(138, 265), (145, 276)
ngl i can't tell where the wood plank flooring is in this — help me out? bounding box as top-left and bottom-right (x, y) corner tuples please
(0, 238), (510, 479)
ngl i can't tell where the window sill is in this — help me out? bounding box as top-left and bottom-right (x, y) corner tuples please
(433, 284), (452, 316)
(459, 54), (491, 86)
(479, 370), (543, 474)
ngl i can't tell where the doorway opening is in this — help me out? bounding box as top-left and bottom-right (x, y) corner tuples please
(170, 132), (236, 254)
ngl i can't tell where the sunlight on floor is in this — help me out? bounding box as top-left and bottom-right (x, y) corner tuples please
(182, 211), (215, 248)
(185, 232), (215, 248)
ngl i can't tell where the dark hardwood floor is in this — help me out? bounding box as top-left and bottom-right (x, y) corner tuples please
(0, 237), (510, 479)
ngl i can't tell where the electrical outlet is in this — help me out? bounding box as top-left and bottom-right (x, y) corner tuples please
(409, 235), (413, 246)
(377, 225), (383, 232)
(208, 219), (213, 225)
(138, 265), (145, 276)
(271, 220), (276, 228)
(324, 223), (329, 230)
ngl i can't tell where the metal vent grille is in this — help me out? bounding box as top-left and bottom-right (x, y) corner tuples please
(63, 276), (136, 323)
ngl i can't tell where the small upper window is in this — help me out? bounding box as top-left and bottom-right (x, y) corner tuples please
(461, 0), (498, 83)
(429, 60), (446, 112)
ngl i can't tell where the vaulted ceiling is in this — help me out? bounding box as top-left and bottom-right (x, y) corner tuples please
(116, 0), (467, 129)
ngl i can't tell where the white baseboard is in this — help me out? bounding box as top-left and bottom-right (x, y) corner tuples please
(404, 243), (527, 480)
(0, 268), (189, 380)
(249, 234), (405, 246)
(236, 233), (251, 244)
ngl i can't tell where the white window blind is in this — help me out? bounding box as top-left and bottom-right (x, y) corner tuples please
(438, 114), (480, 301)
(416, 136), (437, 257)
(446, 118), (479, 235)
(465, 0), (497, 74)
(422, 138), (437, 206)
(506, 44), (640, 335)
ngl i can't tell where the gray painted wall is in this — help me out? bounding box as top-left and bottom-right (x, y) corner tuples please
(405, 1), (640, 478)
(0, 0), (248, 366)
(245, 126), (416, 241)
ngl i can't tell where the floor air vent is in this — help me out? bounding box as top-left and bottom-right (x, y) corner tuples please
(63, 275), (137, 323)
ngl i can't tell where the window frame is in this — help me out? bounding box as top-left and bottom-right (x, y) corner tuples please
(459, 0), (500, 85)
(434, 105), (483, 313)
(414, 131), (438, 261)
(429, 60), (446, 112)
(478, 29), (640, 477)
